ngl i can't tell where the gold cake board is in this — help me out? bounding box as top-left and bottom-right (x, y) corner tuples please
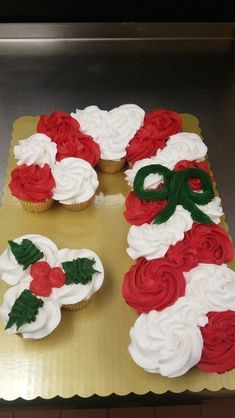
(0, 114), (234, 400)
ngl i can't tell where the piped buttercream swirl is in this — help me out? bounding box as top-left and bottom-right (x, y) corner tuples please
(52, 157), (98, 204)
(185, 263), (235, 315)
(14, 133), (57, 167)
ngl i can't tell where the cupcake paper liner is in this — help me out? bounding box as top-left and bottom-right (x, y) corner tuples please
(20, 198), (54, 213)
(62, 298), (91, 311)
(97, 158), (126, 174)
(62, 196), (94, 211)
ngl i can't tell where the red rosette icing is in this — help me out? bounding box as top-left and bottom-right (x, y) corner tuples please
(126, 109), (182, 164)
(122, 257), (186, 313)
(126, 126), (167, 165)
(9, 164), (55, 202)
(37, 111), (80, 143)
(29, 261), (66, 296)
(174, 160), (212, 191)
(124, 191), (167, 226)
(185, 223), (234, 265)
(198, 311), (235, 373)
(56, 132), (100, 166)
(166, 240), (198, 272)
(144, 109), (182, 138)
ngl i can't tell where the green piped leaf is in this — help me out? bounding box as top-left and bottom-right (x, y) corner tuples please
(8, 239), (43, 270)
(62, 257), (99, 285)
(5, 289), (44, 330)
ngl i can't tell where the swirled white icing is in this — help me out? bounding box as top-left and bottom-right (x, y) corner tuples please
(0, 234), (58, 286)
(127, 205), (193, 260)
(129, 298), (206, 377)
(0, 281), (61, 339)
(48, 248), (104, 305)
(14, 133), (57, 167)
(196, 196), (223, 224)
(52, 157), (99, 204)
(185, 263), (235, 314)
(125, 132), (207, 189)
(71, 104), (145, 160)
(165, 132), (207, 161)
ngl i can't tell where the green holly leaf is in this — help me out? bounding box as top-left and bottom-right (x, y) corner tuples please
(62, 257), (99, 285)
(8, 239), (43, 270)
(5, 289), (44, 331)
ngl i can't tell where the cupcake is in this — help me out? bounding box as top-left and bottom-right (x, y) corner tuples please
(56, 248), (104, 310)
(52, 157), (99, 211)
(0, 284), (61, 339)
(71, 104), (145, 174)
(9, 163), (55, 213)
(14, 133), (57, 168)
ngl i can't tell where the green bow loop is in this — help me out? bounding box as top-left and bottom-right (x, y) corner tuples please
(133, 164), (215, 225)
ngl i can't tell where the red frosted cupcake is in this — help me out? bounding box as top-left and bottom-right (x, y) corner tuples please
(55, 131), (100, 166)
(122, 257), (186, 313)
(9, 164), (55, 213)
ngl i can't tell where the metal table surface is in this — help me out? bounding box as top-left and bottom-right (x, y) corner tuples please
(0, 23), (235, 406)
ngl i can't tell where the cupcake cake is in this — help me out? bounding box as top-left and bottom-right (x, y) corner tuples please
(71, 104), (145, 173)
(51, 157), (99, 211)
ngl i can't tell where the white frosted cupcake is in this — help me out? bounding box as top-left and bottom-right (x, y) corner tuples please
(0, 234), (58, 286)
(52, 157), (99, 210)
(55, 248), (104, 310)
(0, 283), (61, 339)
(71, 104), (145, 174)
(14, 133), (57, 167)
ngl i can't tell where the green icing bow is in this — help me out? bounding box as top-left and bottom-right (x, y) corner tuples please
(133, 164), (215, 224)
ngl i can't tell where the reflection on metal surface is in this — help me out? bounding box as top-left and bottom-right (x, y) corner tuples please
(0, 23), (235, 40)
